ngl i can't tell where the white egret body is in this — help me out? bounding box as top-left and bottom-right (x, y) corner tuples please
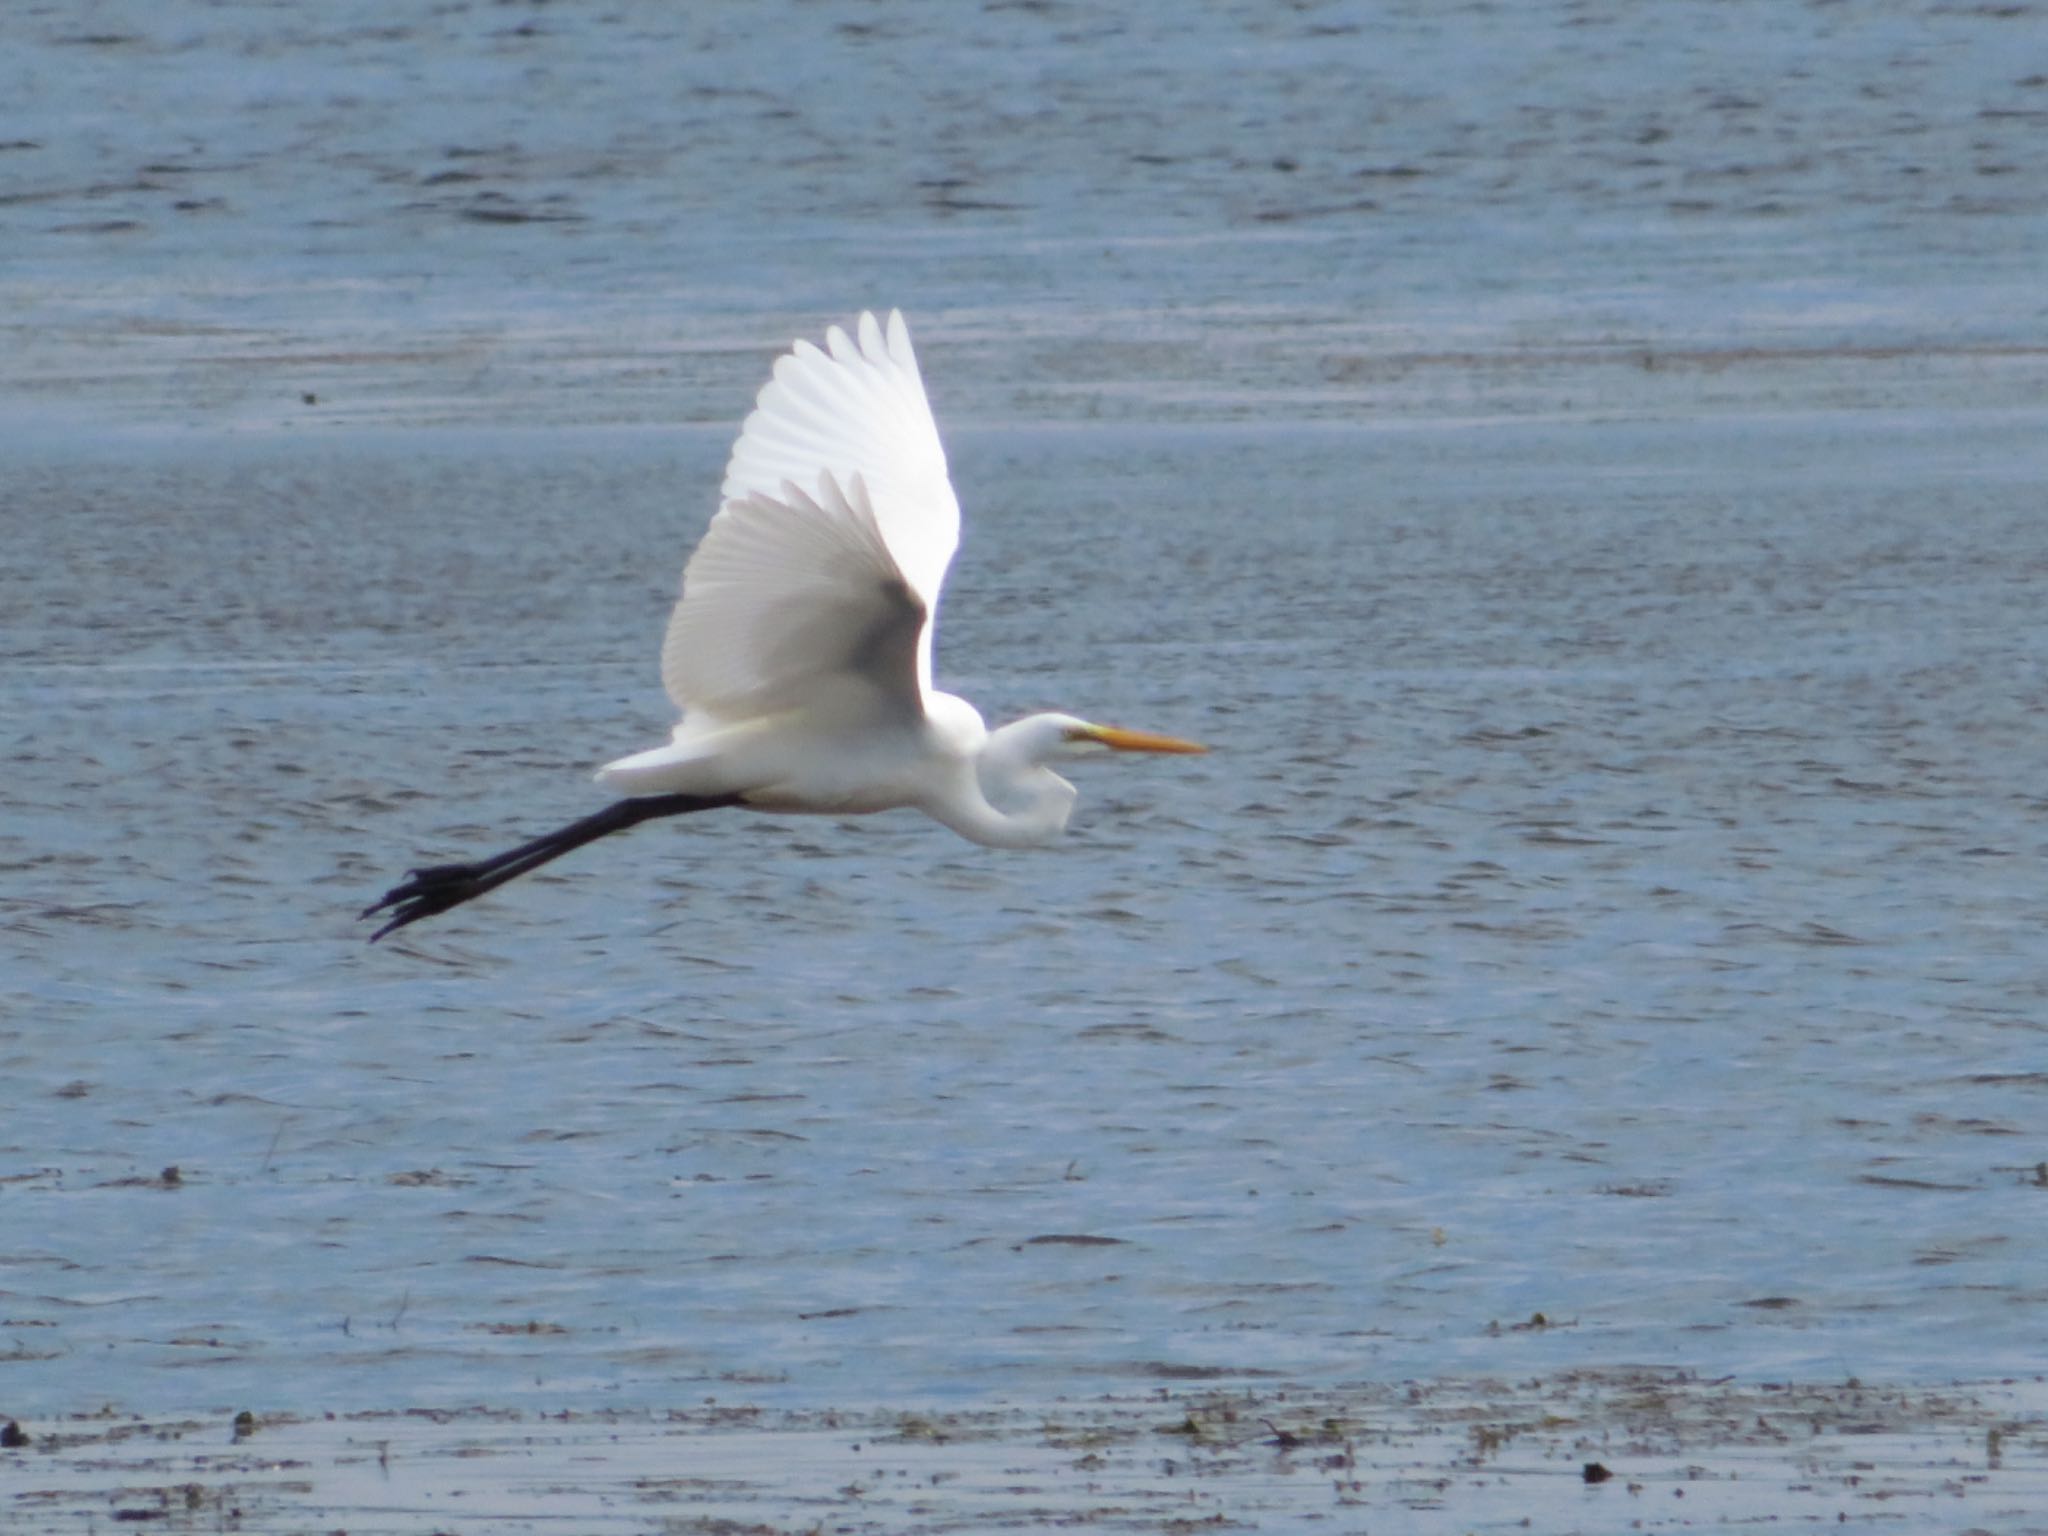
(366, 311), (1202, 939)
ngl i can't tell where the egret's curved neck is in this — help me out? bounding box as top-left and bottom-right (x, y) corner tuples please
(923, 715), (1080, 850)
(928, 771), (1075, 849)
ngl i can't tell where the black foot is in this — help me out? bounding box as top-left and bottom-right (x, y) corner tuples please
(362, 864), (493, 941)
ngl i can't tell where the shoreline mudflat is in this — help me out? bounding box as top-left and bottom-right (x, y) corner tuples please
(12, 1370), (2044, 1533)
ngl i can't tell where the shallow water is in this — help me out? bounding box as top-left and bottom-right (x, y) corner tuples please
(3, 0), (2047, 1456)
(7, 402), (2046, 1420)
(8, 0), (2047, 432)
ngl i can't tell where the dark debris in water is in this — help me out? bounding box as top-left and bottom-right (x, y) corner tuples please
(1019, 1232), (1126, 1247)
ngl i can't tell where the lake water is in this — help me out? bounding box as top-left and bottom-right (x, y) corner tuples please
(4, 0), (2046, 1474)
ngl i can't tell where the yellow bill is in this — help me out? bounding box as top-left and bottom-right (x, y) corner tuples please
(1069, 723), (1208, 754)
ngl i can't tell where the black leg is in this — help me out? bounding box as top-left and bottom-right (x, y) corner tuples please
(363, 793), (744, 941)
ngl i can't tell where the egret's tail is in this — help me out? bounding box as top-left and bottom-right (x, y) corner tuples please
(595, 717), (769, 797)
(594, 739), (711, 796)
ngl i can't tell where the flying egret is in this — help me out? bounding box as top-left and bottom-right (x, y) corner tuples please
(364, 310), (1204, 941)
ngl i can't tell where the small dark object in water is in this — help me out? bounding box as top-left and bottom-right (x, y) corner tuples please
(231, 1410), (256, 1441)
(1583, 1461), (1613, 1483)
(1020, 1233), (1125, 1247)
(1, 1420), (26, 1448)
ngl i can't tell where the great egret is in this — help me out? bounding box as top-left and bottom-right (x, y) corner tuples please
(365, 310), (1204, 941)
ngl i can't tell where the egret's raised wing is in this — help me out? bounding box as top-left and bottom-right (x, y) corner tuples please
(662, 471), (926, 723)
(662, 311), (961, 723)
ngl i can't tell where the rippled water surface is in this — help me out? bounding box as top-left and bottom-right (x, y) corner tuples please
(4, 0), (2047, 1434)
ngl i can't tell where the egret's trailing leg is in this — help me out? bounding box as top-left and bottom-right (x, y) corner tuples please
(363, 793), (744, 941)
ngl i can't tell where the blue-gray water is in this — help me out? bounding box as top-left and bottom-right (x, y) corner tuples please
(3, 1), (2046, 1423)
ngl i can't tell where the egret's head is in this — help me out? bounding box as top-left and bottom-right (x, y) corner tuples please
(963, 711), (1205, 846)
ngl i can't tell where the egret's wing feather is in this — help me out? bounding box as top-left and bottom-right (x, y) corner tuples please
(661, 471), (927, 724)
(666, 310), (959, 717)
